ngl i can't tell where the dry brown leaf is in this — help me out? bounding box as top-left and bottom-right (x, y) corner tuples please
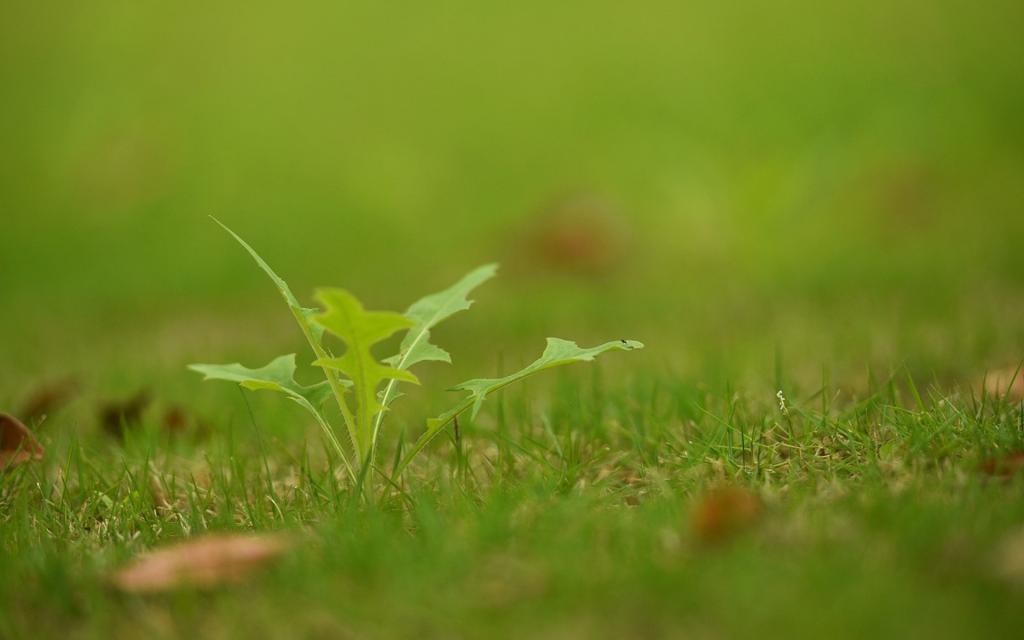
(691, 485), (763, 545)
(112, 534), (290, 593)
(19, 377), (79, 424)
(99, 390), (152, 437)
(981, 367), (1024, 402)
(161, 404), (211, 439)
(162, 405), (189, 434)
(980, 452), (1024, 479)
(0, 412), (45, 470)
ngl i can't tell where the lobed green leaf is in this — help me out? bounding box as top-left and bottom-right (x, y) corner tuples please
(372, 264), (498, 454)
(188, 354), (341, 410)
(211, 217), (326, 346)
(210, 217), (364, 457)
(385, 264), (498, 370)
(396, 338), (643, 476)
(312, 289), (419, 457)
(188, 354), (356, 478)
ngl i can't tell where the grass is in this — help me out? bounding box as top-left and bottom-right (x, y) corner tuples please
(2, 369), (1024, 638)
(2, 0), (1024, 636)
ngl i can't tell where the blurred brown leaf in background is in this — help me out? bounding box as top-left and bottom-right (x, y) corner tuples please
(112, 534), (291, 593)
(515, 191), (631, 278)
(0, 413), (45, 469)
(691, 485), (763, 545)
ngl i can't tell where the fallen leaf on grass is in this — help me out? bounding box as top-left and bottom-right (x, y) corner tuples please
(161, 404), (211, 439)
(19, 377), (80, 424)
(99, 390), (152, 437)
(0, 413), (45, 469)
(980, 452), (1024, 479)
(162, 405), (189, 434)
(691, 486), (763, 545)
(112, 534), (290, 593)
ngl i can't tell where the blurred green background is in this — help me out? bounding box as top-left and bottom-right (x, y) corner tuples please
(2, 0), (1023, 401)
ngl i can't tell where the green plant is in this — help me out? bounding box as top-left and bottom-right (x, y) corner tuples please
(189, 219), (643, 481)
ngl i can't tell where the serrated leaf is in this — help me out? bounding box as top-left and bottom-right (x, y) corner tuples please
(212, 218), (325, 347)
(312, 289), (420, 456)
(210, 218), (357, 460)
(189, 354), (339, 410)
(385, 264), (498, 370)
(378, 389), (405, 406)
(189, 354), (356, 479)
(396, 338), (643, 476)
(434, 338), (643, 425)
(373, 264), (498, 453)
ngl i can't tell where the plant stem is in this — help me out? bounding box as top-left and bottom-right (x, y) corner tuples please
(290, 306), (362, 462)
